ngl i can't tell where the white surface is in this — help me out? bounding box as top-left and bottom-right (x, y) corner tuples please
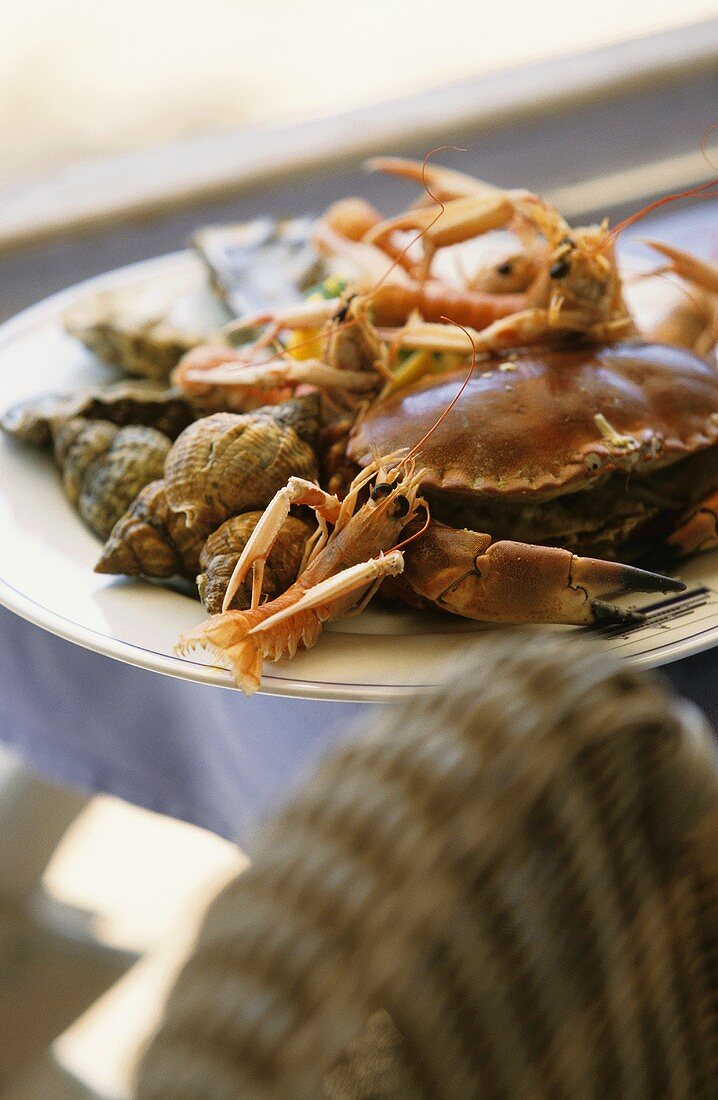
(2, 252), (718, 703)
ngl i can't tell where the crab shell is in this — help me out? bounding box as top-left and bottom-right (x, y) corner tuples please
(348, 342), (718, 561)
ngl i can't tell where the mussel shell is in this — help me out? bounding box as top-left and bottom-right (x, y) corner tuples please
(198, 512), (312, 613)
(53, 418), (171, 540)
(193, 217), (324, 317)
(2, 381), (197, 447)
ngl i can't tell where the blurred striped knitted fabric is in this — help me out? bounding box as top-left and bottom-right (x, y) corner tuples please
(136, 631), (718, 1099)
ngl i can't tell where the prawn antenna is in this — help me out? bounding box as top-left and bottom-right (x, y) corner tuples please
(404, 317), (477, 462)
(369, 144), (467, 294)
(702, 121), (718, 173)
(611, 124), (718, 238)
(389, 502), (432, 553)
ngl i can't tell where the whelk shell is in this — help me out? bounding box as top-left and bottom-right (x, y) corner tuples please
(96, 395), (320, 579)
(163, 396), (320, 537)
(53, 418), (171, 540)
(95, 480), (204, 578)
(198, 512), (312, 613)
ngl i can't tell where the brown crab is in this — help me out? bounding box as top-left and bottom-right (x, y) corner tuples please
(345, 340), (718, 624)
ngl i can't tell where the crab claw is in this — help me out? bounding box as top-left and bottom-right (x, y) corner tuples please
(402, 523), (683, 626)
(365, 194), (514, 253)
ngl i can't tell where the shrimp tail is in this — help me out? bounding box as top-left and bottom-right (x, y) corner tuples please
(175, 610), (263, 695)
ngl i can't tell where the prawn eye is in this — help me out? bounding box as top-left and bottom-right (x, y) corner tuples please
(333, 293), (356, 324)
(371, 482), (392, 501)
(496, 261), (513, 276)
(550, 257), (570, 279)
(392, 494), (410, 518)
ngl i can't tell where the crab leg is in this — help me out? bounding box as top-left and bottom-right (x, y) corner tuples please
(222, 478), (342, 611)
(659, 489), (718, 562)
(402, 523), (684, 626)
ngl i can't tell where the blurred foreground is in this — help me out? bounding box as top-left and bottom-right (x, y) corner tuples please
(0, 743), (245, 1098)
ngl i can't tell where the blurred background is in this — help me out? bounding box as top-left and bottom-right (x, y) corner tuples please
(1, 3), (718, 1097)
(2, 0), (717, 187)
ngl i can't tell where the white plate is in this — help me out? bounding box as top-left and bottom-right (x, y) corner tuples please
(2, 251), (718, 703)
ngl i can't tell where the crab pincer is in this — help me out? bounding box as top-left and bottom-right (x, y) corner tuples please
(401, 523), (684, 627)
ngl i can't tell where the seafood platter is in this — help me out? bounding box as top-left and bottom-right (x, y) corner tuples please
(2, 157), (718, 701)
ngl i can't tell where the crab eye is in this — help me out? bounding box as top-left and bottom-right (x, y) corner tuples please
(550, 257), (570, 279)
(496, 261), (513, 276)
(391, 494), (410, 518)
(371, 482), (392, 501)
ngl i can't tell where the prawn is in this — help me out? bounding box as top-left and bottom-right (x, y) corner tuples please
(176, 454), (427, 694)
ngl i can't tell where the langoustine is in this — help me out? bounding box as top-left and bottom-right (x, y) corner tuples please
(176, 455), (424, 693)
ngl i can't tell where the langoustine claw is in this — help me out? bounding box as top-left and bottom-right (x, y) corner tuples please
(198, 513), (313, 613)
(641, 240), (718, 361)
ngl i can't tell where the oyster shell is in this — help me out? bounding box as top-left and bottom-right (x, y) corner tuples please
(63, 267), (228, 380)
(193, 217), (324, 317)
(198, 512), (312, 613)
(53, 418), (171, 540)
(2, 380), (197, 447)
